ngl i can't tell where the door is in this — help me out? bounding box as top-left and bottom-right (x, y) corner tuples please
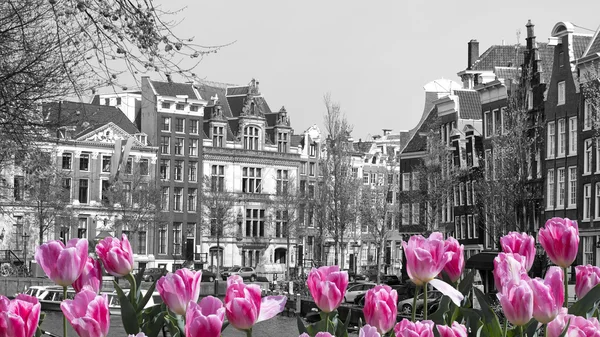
(185, 239), (194, 261)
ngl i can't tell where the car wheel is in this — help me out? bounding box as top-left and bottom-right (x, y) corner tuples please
(402, 304), (412, 315)
(250, 275), (256, 282)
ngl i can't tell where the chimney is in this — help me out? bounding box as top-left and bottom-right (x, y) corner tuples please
(468, 39), (479, 70)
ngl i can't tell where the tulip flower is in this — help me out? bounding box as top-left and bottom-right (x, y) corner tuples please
(35, 238), (88, 287)
(493, 253), (529, 293)
(95, 234), (134, 277)
(359, 324), (381, 337)
(306, 266), (348, 313)
(60, 289), (110, 337)
(225, 275), (286, 331)
(299, 333), (334, 337)
(186, 297), (225, 337)
(497, 279), (533, 327)
(402, 233), (464, 307)
(539, 217), (579, 268)
(393, 319), (434, 337)
(575, 265), (600, 299)
(547, 308), (600, 337)
(437, 322), (467, 337)
(128, 334), (147, 337)
(1, 294), (41, 337)
(363, 285), (397, 334)
(500, 232), (536, 272)
(72, 257), (103, 294)
(528, 267), (563, 324)
(156, 268), (202, 316)
(443, 237), (465, 283)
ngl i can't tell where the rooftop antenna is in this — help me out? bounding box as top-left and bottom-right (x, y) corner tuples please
(516, 29), (521, 46)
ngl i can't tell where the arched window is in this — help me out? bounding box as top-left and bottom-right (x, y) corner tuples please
(244, 126), (259, 150)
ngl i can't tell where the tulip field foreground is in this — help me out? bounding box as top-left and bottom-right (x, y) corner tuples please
(6, 217), (600, 337)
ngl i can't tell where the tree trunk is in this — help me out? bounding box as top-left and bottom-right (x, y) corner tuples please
(340, 234), (345, 270)
(38, 201), (44, 247)
(377, 241), (382, 284)
(286, 234), (290, 280)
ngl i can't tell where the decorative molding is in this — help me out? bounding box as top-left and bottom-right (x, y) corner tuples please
(151, 157), (158, 164)
(91, 152), (99, 160)
(74, 151), (82, 159)
(134, 155), (141, 163)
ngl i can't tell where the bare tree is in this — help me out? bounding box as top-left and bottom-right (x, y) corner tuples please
(271, 177), (301, 279)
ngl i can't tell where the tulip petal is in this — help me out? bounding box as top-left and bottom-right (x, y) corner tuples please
(256, 295), (286, 323)
(429, 279), (464, 306)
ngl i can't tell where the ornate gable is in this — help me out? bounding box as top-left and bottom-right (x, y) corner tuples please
(76, 122), (145, 147)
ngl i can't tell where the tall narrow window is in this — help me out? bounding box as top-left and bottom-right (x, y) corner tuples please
(62, 153), (72, 170)
(160, 136), (170, 154)
(101, 180), (110, 205)
(557, 81), (566, 105)
(62, 178), (71, 202)
(484, 111), (492, 137)
(189, 120), (199, 134)
(137, 230), (147, 255)
(140, 159), (149, 176)
(547, 122), (555, 159)
(459, 183), (464, 205)
(596, 184), (600, 219)
(558, 119), (566, 157)
(584, 101), (593, 130)
(13, 176), (24, 201)
(189, 139), (198, 157)
(173, 187), (183, 211)
(411, 203), (419, 224)
(78, 179), (88, 204)
(123, 182), (132, 206)
(585, 139), (593, 174)
(242, 167), (262, 193)
(402, 204), (409, 224)
(161, 117), (171, 131)
(174, 138), (184, 155)
(213, 126), (224, 147)
(402, 173), (410, 191)
(493, 109), (501, 135)
(160, 159), (170, 180)
(583, 237), (594, 265)
(547, 169), (555, 209)
(211, 165), (224, 192)
(466, 181), (472, 205)
(244, 126), (259, 150)
(597, 139), (600, 173)
(557, 168), (565, 208)
(276, 169), (289, 194)
(569, 167), (577, 208)
(188, 161), (197, 182)
(173, 223), (182, 255)
(158, 224), (167, 254)
(101, 156), (111, 173)
(275, 211), (288, 238)
(79, 154), (89, 171)
(125, 157), (133, 174)
(77, 218), (87, 239)
(187, 188), (197, 212)
(569, 117), (577, 156)
(175, 118), (184, 132)
(277, 132), (288, 153)
(584, 184), (592, 220)
(161, 187), (169, 210)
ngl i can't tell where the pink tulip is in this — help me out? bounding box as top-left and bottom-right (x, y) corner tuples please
(299, 333), (334, 337)
(72, 257), (103, 294)
(225, 275), (286, 331)
(95, 234), (134, 277)
(393, 319), (434, 337)
(60, 289), (110, 337)
(547, 308), (600, 337)
(1, 294), (41, 337)
(306, 266), (348, 313)
(437, 322), (468, 337)
(443, 237), (465, 283)
(500, 232), (536, 272)
(575, 265), (600, 299)
(156, 268), (202, 316)
(497, 279), (533, 326)
(186, 296), (225, 337)
(539, 217), (579, 268)
(528, 267), (563, 324)
(35, 238), (88, 287)
(359, 324), (381, 337)
(128, 334), (147, 337)
(493, 253), (529, 293)
(363, 285), (397, 334)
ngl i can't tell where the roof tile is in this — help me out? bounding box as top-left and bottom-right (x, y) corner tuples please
(150, 80), (198, 99)
(456, 90), (482, 120)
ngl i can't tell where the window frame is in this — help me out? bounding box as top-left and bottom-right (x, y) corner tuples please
(557, 81), (566, 105)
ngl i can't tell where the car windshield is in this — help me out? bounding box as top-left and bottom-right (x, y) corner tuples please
(229, 267), (241, 272)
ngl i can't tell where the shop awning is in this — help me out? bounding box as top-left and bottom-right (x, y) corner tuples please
(465, 252), (499, 271)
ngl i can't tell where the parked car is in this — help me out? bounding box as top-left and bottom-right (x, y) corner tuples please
(380, 275), (401, 286)
(200, 269), (217, 282)
(221, 266), (258, 281)
(344, 270), (367, 282)
(141, 268), (168, 282)
(397, 290), (442, 315)
(344, 282), (376, 303)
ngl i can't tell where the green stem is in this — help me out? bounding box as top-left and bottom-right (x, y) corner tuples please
(127, 273), (137, 308)
(564, 267), (569, 308)
(246, 327), (253, 337)
(503, 317), (507, 337)
(520, 325), (524, 337)
(423, 284), (428, 320)
(412, 286), (420, 322)
(63, 286), (68, 337)
(545, 323), (548, 337)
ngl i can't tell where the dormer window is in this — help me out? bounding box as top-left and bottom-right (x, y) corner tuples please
(213, 126), (224, 147)
(135, 133), (147, 145)
(244, 126), (259, 150)
(277, 132), (288, 153)
(161, 102), (171, 109)
(190, 105), (199, 112)
(176, 103), (184, 110)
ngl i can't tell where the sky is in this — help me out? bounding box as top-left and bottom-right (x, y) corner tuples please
(149, 0), (600, 140)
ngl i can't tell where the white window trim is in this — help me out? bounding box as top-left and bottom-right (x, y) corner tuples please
(557, 119), (566, 158)
(547, 121), (556, 159)
(583, 184), (592, 221)
(568, 166), (577, 209)
(569, 117), (577, 156)
(595, 183), (600, 220)
(557, 167), (565, 209)
(547, 169), (555, 210)
(557, 81), (566, 105)
(584, 139), (593, 175)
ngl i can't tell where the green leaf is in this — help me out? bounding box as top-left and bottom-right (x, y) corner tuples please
(460, 308), (483, 337)
(525, 318), (539, 337)
(428, 295), (451, 324)
(137, 278), (157, 310)
(141, 310), (166, 337)
(459, 270), (477, 297)
(114, 280), (141, 334)
(473, 288), (503, 337)
(135, 267), (145, 296)
(334, 310), (350, 337)
(558, 318), (571, 337)
(297, 315), (309, 335)
(569, 284), (600, 317)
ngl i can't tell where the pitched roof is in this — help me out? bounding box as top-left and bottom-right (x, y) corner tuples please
(455, 90), (482, 120)
(43, 101), (139, 138)
(538, 42), (555, 84)
(494, 67), (520, 82)
(354, 141), (374, 153)
(402, 106), (438, 154)
(574, 35), (594, 58)
(149, 80), (199, 99)
(472, 45), (525, 71)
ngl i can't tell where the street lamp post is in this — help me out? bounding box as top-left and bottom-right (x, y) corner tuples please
(22, 233), (30, 273)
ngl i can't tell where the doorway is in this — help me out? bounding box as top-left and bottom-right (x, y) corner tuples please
(185, 239), (194, 261)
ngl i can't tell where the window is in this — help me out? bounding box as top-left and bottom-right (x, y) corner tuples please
(569, 117), (577, 155)
(584, 184), (591, 220)
(176, 104), (184, 111)
(79, 154), (89, 171)
(212, 126), (224, 147)
(189, 139), (198, 156)
(173, 187), (183, 211)
(62, 178), (71, 202)
(173, 160), (183, 181)
(77, 218), (87, 239)
(557, 168), (565, 208)
(137, 231), (147, 255)
(13, 176), (24, 201)
(547, 122), (555, 159)
(190, 120), (199, 134)
(275, 211), (288, 238)
(276, 169), (289, 194)
(173, 223), (182, 255)
(140, 159), (149, 176)
(584, 139), (592, 174)
(188, 188), (197, 212)
(472, 181), (476, 205)
(158, 224), (167, 254)
(116, 97), (121, 105)
(161, 117), (171, 131)
(527, 89), (534, 110)
(411, 203), (419, 224)
(211, 165), (224, 192)
(101, 180), (110, 205)
(569, 167), (577, 208)
(558, 119), (566, 157)
(242, 167), (262, 193)
(78, 179), (88, 204)
(461, 215), (466, 239)
(455, 216), (461, 239)
(190, 105), (198, 112)
(175, 118), (184, 132)
(308, 182), (315, 198)
(459, 183), (464, 205)
(309, 143), (316, 157)
(123, 182), (132, 206)
(596, 184), (600, 219)
(125, 157), (133, 175)
(160, 136), (170, 154)
(309, 163), (315, 176)
(174, 138), (184, 155)
(484, 111), (492, 137)
(466, 182), (472, 205)
(493, 109), (501, 135)
(547, 169), (554, 209)
(244, 126), (260, 150)
(160, 160), (170, 180)
(453, 186), (458, 206)
(402, 204), (409, 224)
(583, 236), (594, 265)
(104, 98), (110, 105)
(584, 101), (593, 130)
(402, 173), (410, 191)
(245, 209), (265, 237)
(300, 162), (307, 175)
(388, 173), (394, 185)
(188, 161), (197, 182)
(161, 102), (171, 109)
(597, 139), (600, 173)
(557, 81), (565, 105)
(161, 187), (169, 210)
(62, 153), (72, 170)
(467, 215), (473, 238)
(101, 156), (111, 173)
(411, 172), (419, 190)
(277, 132), (288, 153)
(473, 214), (479, 238)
